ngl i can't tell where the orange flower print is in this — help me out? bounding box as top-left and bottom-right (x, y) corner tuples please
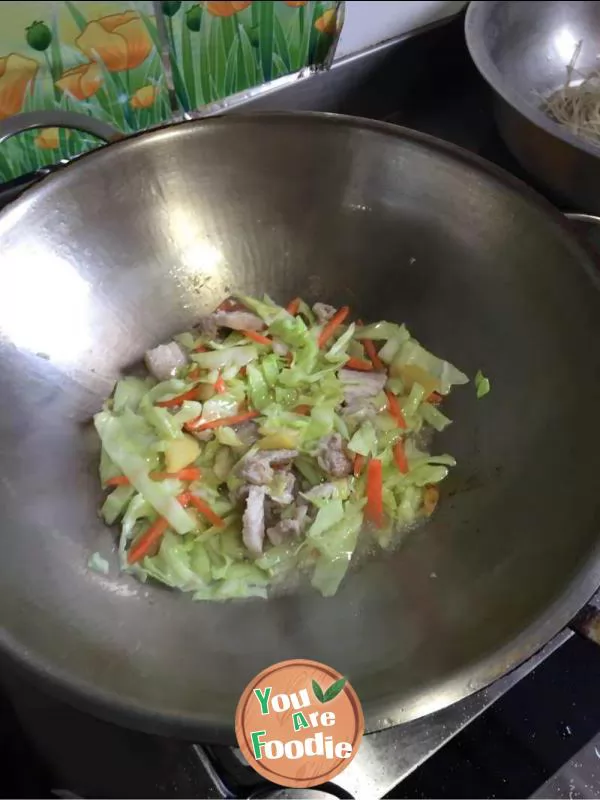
(206, 2), (252, 17)
(130, 85), (158, 110)
(55, 62), (103, 101)
(0, 53), (38, 120)
(283, 1), (308, 6)
(75, 11), (152, 72)
(314, 8), (337, 34)
(35, 127), (71, 150)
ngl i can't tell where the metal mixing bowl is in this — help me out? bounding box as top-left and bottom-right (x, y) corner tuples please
(466, 0), (600, 212)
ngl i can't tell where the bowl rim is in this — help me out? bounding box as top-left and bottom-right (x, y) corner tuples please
(465, 0), (600, 160)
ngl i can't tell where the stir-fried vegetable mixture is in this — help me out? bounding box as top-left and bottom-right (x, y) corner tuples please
(94, 295), (469, 599)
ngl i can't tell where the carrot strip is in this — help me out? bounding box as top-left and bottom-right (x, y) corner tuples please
(427, 391), (443, 405)
(363, 338), (384, 372)
(293, 404), (311, 415)
(318, 306), (350, 348)
(185, 409), (259, 432)
(127, 487), (223, 564)
(242, 330), (272, 346)
(105, 467), (202, 487)
(156, 386), (199, 407)
(104, 475), (131, 487)
(286, 297), (301, 315)
(127, 492), (196, 564)
(127, 517), (169, 564)
(150, 467), (202, 482)
(393, 440), (409, 474)
(345, 357), (374, 372)
(186, 493), (226, 528)
(386, 390), (407, 429)
(214, 371), (226, 394)
(353, 453), (365, 477)
(365, 459), (383, 527)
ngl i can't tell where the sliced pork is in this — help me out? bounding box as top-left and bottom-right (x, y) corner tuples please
(213, 310), (264, 331)
(243, 485), (266, 555)
(237, 449), (299, 485)
(234, 420), (260, 447)
(195, 315), (218, 339)
(313, 302), (337, 324)
(238, 456), (274, 486)
(266, 518), (301, 546)
(339, 369), (387, 402)
(316, 433), (352, 477)
(144, 342), (188, 381)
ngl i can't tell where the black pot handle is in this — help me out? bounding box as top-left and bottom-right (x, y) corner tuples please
(0, 111), (124, 203)
(571, 601), (600, 646)
(564, 212), (600, 224)
(0, 110), (122, 145)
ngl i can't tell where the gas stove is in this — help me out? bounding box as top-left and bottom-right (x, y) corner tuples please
(2, 12), (600, 799)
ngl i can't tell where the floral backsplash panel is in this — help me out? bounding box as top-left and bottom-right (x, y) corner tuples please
(164, 1), (339, 113)
(0, 1), (171, 182)
(0, 0), (342, 183)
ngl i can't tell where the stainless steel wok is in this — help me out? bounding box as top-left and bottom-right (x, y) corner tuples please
(1, 112), (600, 743)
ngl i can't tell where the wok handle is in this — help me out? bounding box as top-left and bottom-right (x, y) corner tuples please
(563, 212), (600, 226)
(563, 212), (600, 271)
(570, 601), (600, 647)
(0, 110), (122, 145)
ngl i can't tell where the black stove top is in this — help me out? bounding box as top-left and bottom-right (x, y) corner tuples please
(2, 12), (600, 800)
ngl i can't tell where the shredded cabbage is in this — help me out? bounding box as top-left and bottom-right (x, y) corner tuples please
(354, 321), (407, 341)
(113, 377), (153, 413)
(88, 552), (110, 575)
(191, 345), (258, 371)
(201, 393), (239, 422)
(475, 369), (491, 399)
(95, 412), (194, 534)
(393, 340), (469, 393)
(325, 323), (356, 361)
(94, 294), (473, 600)
(348, 420), (377, 456)
(420, 402), (452, 431)
(101, 483), (135, 525)
(310, 501), (363, 596)
(268, 315), (309, 348)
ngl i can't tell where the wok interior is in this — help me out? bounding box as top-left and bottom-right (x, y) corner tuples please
(1, 115), (600, 740)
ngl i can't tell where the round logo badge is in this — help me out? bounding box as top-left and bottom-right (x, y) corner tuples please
(235, 659), (364, 789)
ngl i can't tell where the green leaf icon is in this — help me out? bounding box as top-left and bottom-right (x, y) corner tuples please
(312, 676), (347, 703)
(323, 677), (347, 702)
(312, 679), (325, 703)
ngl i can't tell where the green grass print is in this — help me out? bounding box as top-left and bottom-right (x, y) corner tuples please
(0, 1), (340, 182)
(0, 2), (170, 182)
(167, 1), (339, 111)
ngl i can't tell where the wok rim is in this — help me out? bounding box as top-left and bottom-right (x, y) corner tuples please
(1, 110), (600, 742)
(465, 0), (600, 161)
